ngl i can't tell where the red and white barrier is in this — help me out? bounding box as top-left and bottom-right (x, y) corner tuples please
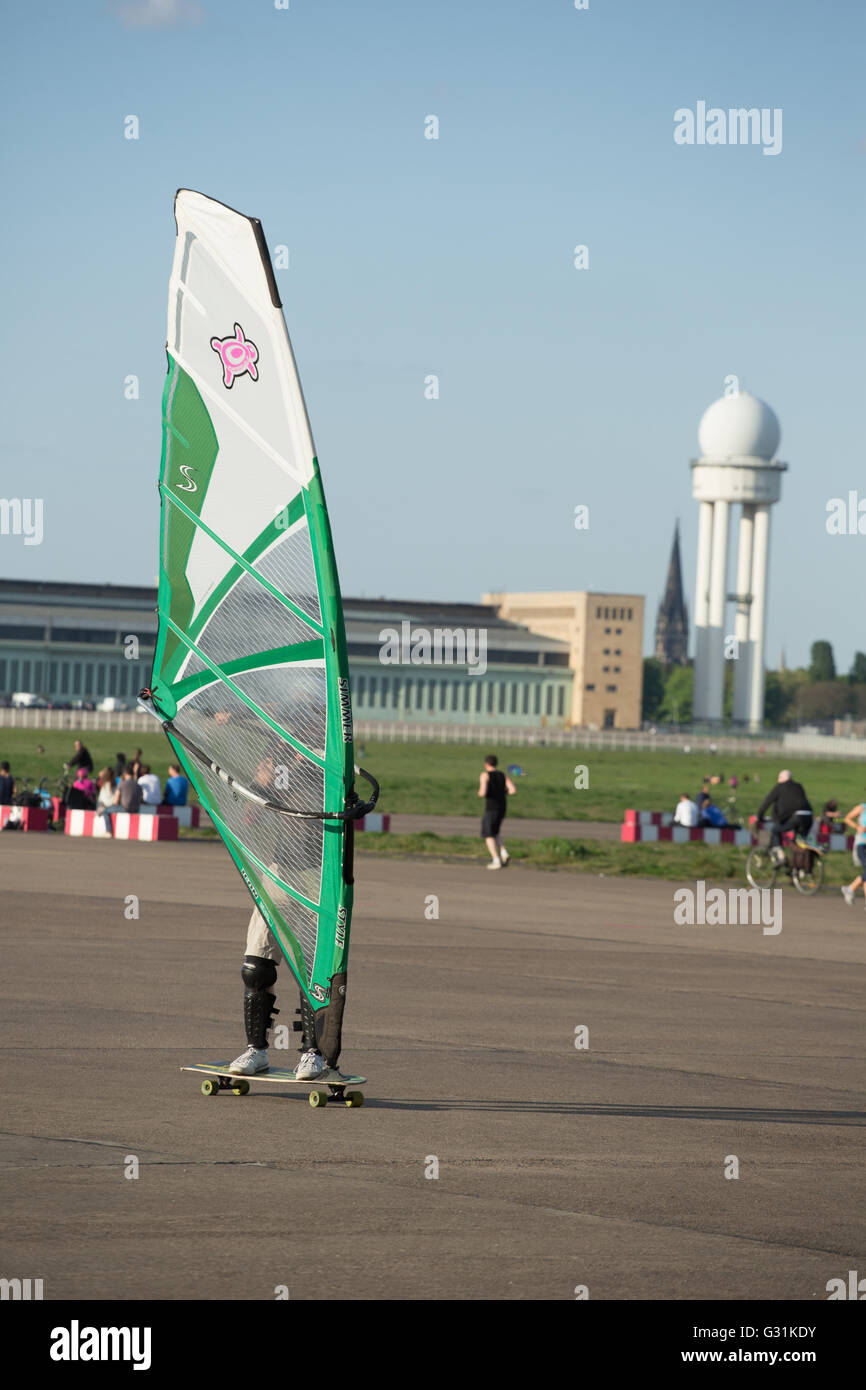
(622, 809), (855, 851)
(623, 810), (674, 827)
(64, 810), (178, 841)
(621, 821), (751, 846)
(154, 805), (203, 828)
(354, 813), (390, 833)
(0, 806), (51, 832)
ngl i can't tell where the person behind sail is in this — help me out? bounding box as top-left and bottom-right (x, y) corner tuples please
(479, 754), (516, 870)
(229, 750), (327, 1080)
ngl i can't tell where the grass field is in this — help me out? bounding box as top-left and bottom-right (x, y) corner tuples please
(353, 741), (865, 823)
(2, 729), (864, 824)
(354, 831), (860, 887)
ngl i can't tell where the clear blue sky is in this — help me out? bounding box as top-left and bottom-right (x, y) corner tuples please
(1, 0), (863, 670)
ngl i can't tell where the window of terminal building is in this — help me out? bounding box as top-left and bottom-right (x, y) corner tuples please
(510, 683), (517, 715)
(34, 661), (44, 690)
(486, 682), (494, 713)
(545, 685), (553, 715)
(606, 684), (616, 692)
(614, 648), (621, 655)
(497, 683), (505, 714)
(585, 682), (595, 690)
(557, 686), (565, 716)
(21, 660), (31, 688)
(603, 648), (610, 655)
(534, 684), (541, 715)
(603, 709), (615, 729)
(9, 659), (19, 689)
(368, 675), (377, 707)
(614, 665), (620, 673)
(522, 684), (529, 715)
(603, 665), (609, 673)
(596, 606), (601, 618)
(627, 608), (632, 620)
(405, 680), (413, 712)
(379, 676), (389, 707)
(85, 663), (94, 694)
(0, 659), (5, 688)
(604, 627), (611, 634)
(463, 683), (470, 712)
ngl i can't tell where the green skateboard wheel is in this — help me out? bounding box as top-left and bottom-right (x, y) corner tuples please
(309, 1090), (327, 1108)
(232, 1081), (250, 1096)
(344, 1090), (364, 1108)
(201, 1079), (219, 1096)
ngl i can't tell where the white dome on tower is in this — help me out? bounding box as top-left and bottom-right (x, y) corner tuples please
(697, 390), (781, 461)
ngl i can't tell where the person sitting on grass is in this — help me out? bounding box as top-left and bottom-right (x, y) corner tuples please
(841, 797), (866, 909)
(162, 764), (189, 807)
(99, 765), (142, 835)
(674, 792), (698, 827)
(67, 767), (97, 810)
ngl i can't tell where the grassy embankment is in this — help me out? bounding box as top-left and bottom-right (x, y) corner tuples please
(2, 730), (861, 881)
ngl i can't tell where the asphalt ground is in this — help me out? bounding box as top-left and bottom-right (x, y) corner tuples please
(1, 834), (864, 1301)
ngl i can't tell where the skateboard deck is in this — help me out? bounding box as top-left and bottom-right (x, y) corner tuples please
(181, 1061), (366, 1108)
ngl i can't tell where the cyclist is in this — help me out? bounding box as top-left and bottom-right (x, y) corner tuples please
(756, 769), (813, 865)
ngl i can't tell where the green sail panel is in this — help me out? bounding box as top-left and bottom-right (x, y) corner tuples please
(146, 190), (357, 1028)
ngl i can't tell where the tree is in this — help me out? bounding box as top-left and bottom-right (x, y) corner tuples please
(809, 641), (836, 683)
(848, 651), (866, 685)
(797, 682), (850, 720)
(642, 658), (666, 720)
(764, 668), (808, 727)
(658, 664), (693, 724)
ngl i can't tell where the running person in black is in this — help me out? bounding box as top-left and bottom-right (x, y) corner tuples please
(478, 755), (516, 870)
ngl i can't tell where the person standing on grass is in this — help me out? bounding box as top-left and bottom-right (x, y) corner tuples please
(841, 796), (866, 908)
(0, 761), (14, 804)
(478, 754), (516, 870)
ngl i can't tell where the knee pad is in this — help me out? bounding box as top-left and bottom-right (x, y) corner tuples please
(241, 955), (277, 992)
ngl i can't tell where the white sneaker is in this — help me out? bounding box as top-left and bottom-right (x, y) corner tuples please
(771, 847), (785, 865)
(500, 849), (510, 867)
(229, 1045), (269, 1075)
(486, 859), (502, 870)
(841, 886), (855, 906)
(295, 1049), (326, 1080)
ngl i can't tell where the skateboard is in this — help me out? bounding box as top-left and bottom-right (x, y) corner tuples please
(181, 1061), (366, 1108)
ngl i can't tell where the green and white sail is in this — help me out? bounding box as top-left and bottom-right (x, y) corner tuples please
(143, 190), (375, 1053)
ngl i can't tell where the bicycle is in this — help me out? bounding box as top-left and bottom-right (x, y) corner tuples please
(745, 824), (825, 896)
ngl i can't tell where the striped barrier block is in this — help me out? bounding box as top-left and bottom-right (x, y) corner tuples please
(622, 813), (854, 851)
(154, 805), (203, 828)
(64, 810), (178, 841)
(621, 822), (752, 846)
(0, 805), (51, 832)
(355, 813), (391, 833)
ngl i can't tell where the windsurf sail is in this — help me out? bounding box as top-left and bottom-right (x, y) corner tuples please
(141, 189), (376, 1063)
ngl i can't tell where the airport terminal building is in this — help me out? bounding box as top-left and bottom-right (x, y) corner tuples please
(0, 579), (644, 730)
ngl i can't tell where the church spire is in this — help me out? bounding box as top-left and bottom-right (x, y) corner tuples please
(654, 521), (689, 664)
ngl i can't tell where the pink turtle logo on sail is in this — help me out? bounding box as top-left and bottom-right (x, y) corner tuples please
(210, 323), (259, 389)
